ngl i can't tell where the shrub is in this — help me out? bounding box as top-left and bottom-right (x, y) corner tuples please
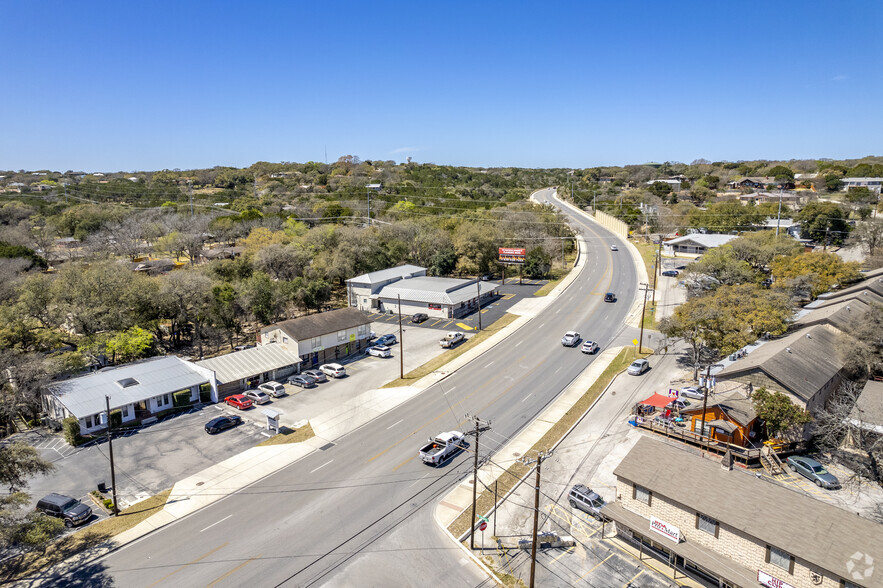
(62, 417), (81, 445)
(172, 390), (192, 408)
(103, 499), (114, 510)
(109, 409), (122, 429)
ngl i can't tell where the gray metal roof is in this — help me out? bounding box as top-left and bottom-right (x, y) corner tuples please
(614, 437), (883, 583)
(664, 234), (738, 248)
(196, 344), (302, 384)
(273, 308), (371, 341)
(346, 264), (425, 286)
(377, 276), (497, 306)
(716, 325), (845, 402)
(47, 356), (208, 418)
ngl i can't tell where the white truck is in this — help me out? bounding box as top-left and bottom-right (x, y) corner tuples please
(419, 431), (465, 465)
(439, 332), (465, 348)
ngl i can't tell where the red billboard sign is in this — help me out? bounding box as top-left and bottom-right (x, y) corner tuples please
(498, 247), (526, 264)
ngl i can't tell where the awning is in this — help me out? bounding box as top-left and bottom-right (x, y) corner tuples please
(708, 419), (737, 434)
(639, 394), (673, 409)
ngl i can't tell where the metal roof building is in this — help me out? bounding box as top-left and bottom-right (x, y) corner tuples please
(376, 276), (499, 319)
(196, 344), (302, 396)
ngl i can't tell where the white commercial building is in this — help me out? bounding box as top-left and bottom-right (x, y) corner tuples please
(375, 276), (498, 319)
(346, 264), (426, 312)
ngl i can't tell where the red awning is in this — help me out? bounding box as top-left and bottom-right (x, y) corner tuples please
(639, 393), (673, 408)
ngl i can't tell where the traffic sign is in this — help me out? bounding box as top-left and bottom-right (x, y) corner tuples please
(479, 521), (488, 531)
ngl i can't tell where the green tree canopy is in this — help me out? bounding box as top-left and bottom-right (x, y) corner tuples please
(770, 251), (861, 299)
(751, 387), (812, 438)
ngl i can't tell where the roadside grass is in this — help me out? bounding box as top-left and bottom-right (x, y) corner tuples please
(382, 314), (519, 388)
(2, 489), (172, 584)
(256, 422), (316, 446)
(633, 240), (660, 330)
(447, 346), (648, 540)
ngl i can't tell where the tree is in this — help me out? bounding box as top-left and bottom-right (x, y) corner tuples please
(770, 251), (861, 299)
(853, 219), (883, 257)
(0, 444), (61, 550)
(796, 201), (850, 244)
(157, 271), (213, 355)
(767, 165), (794, 181)
(751, 387), (812, 438)
(104, 327), (155, 363)
(523, 246), (551, 278)
(0, 442), (54, 492)
(647, 181), (673, 199)
(726, 230), (802, 272)
(813, 381), (882, 484)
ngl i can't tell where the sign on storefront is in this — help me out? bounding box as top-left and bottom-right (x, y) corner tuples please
(757, 570), (796, 588)
(650, 516), (681, 543)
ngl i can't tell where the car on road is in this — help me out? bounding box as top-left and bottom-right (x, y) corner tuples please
(610, 244), (618, 251)
(568, 485), (605, 519)
(367, 345), (392, 358)
(245, 390), (272, 405)
(786, 456), (841, 489)
(661, 270), (679, 277)
(205, 415), (243, 434)
(561, 331), (581, 347)
(302, 368), (327, 383)
(680, 386), (704, 400)
(374, 334), (397, 346)
(320, 363), (346, 378)
(225, 394), (253, 410)
(287, 374), (316, 388)
(36, 493), (92, 528)
(411, 313), (429, 323)
(258, 381), (287, 397)
(604, 292), (617, 303)
(581, 340), (600, 354)
(627, 359), (649, 375)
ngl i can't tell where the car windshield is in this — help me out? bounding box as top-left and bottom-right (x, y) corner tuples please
(811, 465), (828, 474)
(62, 499), (79, 511)
(630, 362), (642, 368)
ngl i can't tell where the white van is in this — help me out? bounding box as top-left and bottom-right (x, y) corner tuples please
(258, 381), (286, 397)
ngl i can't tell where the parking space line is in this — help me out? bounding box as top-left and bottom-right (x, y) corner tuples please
(623, 569), (643, 587)
(579, 553), (614, 581)
(550, 547), (575, 563)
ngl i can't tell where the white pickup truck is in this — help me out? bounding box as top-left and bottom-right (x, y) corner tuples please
(419, 431), (465, 465)
(439, 332), (465, 348)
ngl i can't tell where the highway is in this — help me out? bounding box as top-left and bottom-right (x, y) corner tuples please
(62, 188), (639, 587)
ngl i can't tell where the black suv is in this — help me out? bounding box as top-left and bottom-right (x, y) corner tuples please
(604, 292), (616, 303)
(36, 493), (92, 527)
(411, 313), (429, 323)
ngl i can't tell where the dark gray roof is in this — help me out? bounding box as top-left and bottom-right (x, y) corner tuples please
(850, 380), (883, 429)
(816, 276), (883, 303)
(47, 356), (208, 418)
(614, 437), (883, 582)
(273, 308), (371, 340)
(716, 325), (846, 402)
(794, 297), (873, 333)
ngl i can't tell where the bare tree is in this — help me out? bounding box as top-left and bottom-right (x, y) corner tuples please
(814, 380), (882, 486)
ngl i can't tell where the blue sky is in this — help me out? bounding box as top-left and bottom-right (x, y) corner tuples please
(3, 1), (881, 172)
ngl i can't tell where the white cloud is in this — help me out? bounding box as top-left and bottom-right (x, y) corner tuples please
(832, 74), (848, 81)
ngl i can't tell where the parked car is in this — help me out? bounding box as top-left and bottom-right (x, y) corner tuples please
(411, 313), (429, 323)
(36, 493), (92, 528)
(561, 331), (581, 347)
(581, 340), (600, 354)
(609, 244), (618, 251)
(568, 485), (605, 519)
(680, 386), (705, 400)
(367, 345), (392, 358)
(205, 415), (242, 434)
(258, 381), (286, 397)
(245, 390), (271, 405)
(666, 399), (693, 412)
(233, 344), (256, 351)
(320, 363), (346, 378)
(786, 456), (841, 489)
(627, 359), (649, 375)
(661, 270), (679, 277)
(302, 368), (327, 383)
(225, 394), (253, 410)
(604, 292), (616, 302)
(375, 333), (397, 346)
(288, 374), (316, 388)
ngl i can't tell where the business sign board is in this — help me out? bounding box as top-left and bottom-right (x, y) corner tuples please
(649, 516), (681, 543)
(757, 570), (796, 588)
(499, 247), (526, 264)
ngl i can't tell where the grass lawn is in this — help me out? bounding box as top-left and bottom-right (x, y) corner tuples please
(256, 422), (316, 446)
(2, 489), (172, 583)
(447, 346), (648, 540)
(382, 314), (519, 388)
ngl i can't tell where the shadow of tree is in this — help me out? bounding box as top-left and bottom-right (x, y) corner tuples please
(1, 527), (113, 586)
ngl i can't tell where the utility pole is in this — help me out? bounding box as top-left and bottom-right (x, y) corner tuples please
(638, 282), (651, 353)
(397, 294), (404, 379)
(105, 396), (120, 515)
(465, 413), (492, 550)
(699, 363), (713, 447)
(476, 282), (482, 332)
(521, 450), (552, 588)
(775, 188), (783, 237)
(651, 242), (660, 304)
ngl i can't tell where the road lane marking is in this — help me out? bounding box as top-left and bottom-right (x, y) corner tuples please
(311, 460), (334, 473)
(200, 515), (233, 533)
(484, 361), (495, 368)
(408, 472), (431, 487)
(515, 340), (522, 347)
(386, 419), (403, 430)
(522, 393), (532, 402)
(207, 556), (258, 588)
(144, 542), (229, 587)
(554, 366), (561, 374)
(444, 386), (457, 395)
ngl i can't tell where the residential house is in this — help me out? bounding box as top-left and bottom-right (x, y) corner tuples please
(811, 275), (883, 308)
(195, 345), (302, 399)
(841, 177), (883, 193)
(845, 380), (883, 450)
(714, 325), (848, 415)
(346, 264), (427, 311)
(604, 436), (883, 588)
(201, 246), (245, 261)
(727, 176), (795, 190)
(662, 234), (738, 256)
(375, 276), (499, 319)
(130, 258), (177, 276)
(792, 297), (873, 333)
(679, 396), (761, 447)
(259, 307), (372, 367)
(737, 191), (802, 206)
(646, 179), (682, 191)
(43, 356), (213, 437)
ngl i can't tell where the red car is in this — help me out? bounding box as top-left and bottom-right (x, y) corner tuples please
(225, 394), (253, 410)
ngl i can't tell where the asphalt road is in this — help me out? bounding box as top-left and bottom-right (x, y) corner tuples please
(60, 188), (638, 587)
